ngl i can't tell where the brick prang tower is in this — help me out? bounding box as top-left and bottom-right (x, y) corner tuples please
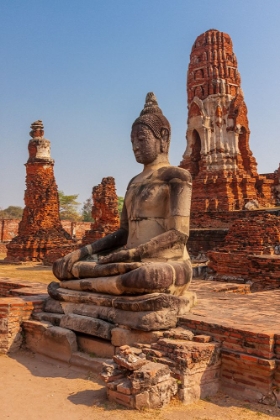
(180, 29), (274, 212)
(6, 120), (73, 261)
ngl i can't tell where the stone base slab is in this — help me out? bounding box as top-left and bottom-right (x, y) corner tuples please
(47, 283), (196, 331)
(22, 319), (110, 372)
(48, 282), (196, 311)
(77, 334), (115, 358)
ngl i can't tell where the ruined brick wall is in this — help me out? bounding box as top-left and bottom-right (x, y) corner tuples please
(1, 219), (91, 244)
(0, 278), (47, 353)
(208, 213), (280, 290)
(0, 243), (7, 254)
(61, 221), (91, 240)
(0, 219), (20, 242)
(82, 177), (120, 245)
(190, 209), (275, 229)
(262, 165), (280, 205)
(180, 29), (275, 213)
(188, 229), (228, 256)
(6, 121), (74, 262)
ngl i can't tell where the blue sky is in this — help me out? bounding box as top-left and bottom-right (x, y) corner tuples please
(1, 0), (280, 209)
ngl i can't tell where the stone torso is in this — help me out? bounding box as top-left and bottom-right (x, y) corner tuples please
(123, 166), (191, 262)
(125, 172), (169, 249)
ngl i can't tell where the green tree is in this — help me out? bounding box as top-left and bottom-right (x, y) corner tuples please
(58, 191), (81, 221)
(118, 196), (124, 217)
(0, 206), (23, 219)
(81, 197), (93, 222)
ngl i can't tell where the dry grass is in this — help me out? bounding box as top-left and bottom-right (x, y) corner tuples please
(0, 252), (56, 284)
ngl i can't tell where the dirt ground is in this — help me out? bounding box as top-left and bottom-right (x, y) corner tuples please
(0, 349), (279, 420)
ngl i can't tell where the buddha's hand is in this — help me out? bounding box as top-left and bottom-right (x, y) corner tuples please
(52, 245), (93, 280)
(98, 248), (140, 264)
(53, 252), (77, 280)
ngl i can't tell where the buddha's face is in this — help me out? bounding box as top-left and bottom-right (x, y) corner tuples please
(131, 124), (161, 164)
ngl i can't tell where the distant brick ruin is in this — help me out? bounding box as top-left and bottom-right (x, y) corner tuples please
(208, 213), (280, 291)
(6, 121), (74, 262)
(82, 176), (120, 245)
(180, 29), (275, 213)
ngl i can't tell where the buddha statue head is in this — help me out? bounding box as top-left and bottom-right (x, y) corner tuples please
(131, 93), (171, 164)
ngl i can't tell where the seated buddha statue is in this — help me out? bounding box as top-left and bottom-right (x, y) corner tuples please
(53, 93), (192, 296)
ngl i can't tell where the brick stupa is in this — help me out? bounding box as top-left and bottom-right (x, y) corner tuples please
(180, 29), (274, 212)
(82, 176), (120, 245)
(6, 121), (74, 262)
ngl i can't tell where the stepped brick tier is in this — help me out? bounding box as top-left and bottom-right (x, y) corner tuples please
(5, 121), (75, 262)
(208, 213), (280, 291)
(180, 29), (275, 212)
(82, 177), (120, 245)
(0, 278), (47, 354)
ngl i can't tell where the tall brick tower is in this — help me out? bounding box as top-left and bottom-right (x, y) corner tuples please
(180, 29), (274, 212)
(6, 120), (74, 261)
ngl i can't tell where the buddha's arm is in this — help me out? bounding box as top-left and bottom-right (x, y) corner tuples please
(98, 228), (187, 264)
(53, 203), (129, 280)
(52, 227), (128, 279)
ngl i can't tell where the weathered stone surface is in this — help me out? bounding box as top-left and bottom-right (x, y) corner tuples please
(53, 299), (187, 331)
(60, 314), (113, 340)
(107, 349), (178, 410)
(152, 338), (220, 370)
(33, 311), (63, 326)
(95, 306), (179, 330)
(22, 320), (77, 362)
(48, 282), (114, 307)
(48, 283), (196, 331)
(61, 302), (109, 319)
(82, 177), (120, 245)
(180, 29), (275, 213)
(107, 389), (134, 408)
(113, 352), (147, 371)
(131, 361), (171, 388)
(54, 284), (196, 313)
(100, 361), (128, 383)
(111, 327), (163, 347)
(44, 297), (64, 314)
(163, 327), (194, 341)
(111, 292), (196, 312)
(76, 334), (115, 358)
(116, 379), (133, 395)
(5, 121), (75, 262)
(69, 351), (110, 373)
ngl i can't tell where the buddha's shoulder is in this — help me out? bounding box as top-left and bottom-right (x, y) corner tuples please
(157, 166), (192, 183)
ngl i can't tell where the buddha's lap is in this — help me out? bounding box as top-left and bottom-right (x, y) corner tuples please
(71, 260), (191, 288)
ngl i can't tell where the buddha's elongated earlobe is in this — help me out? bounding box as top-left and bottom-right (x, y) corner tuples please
(160, 128), (170, 153)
